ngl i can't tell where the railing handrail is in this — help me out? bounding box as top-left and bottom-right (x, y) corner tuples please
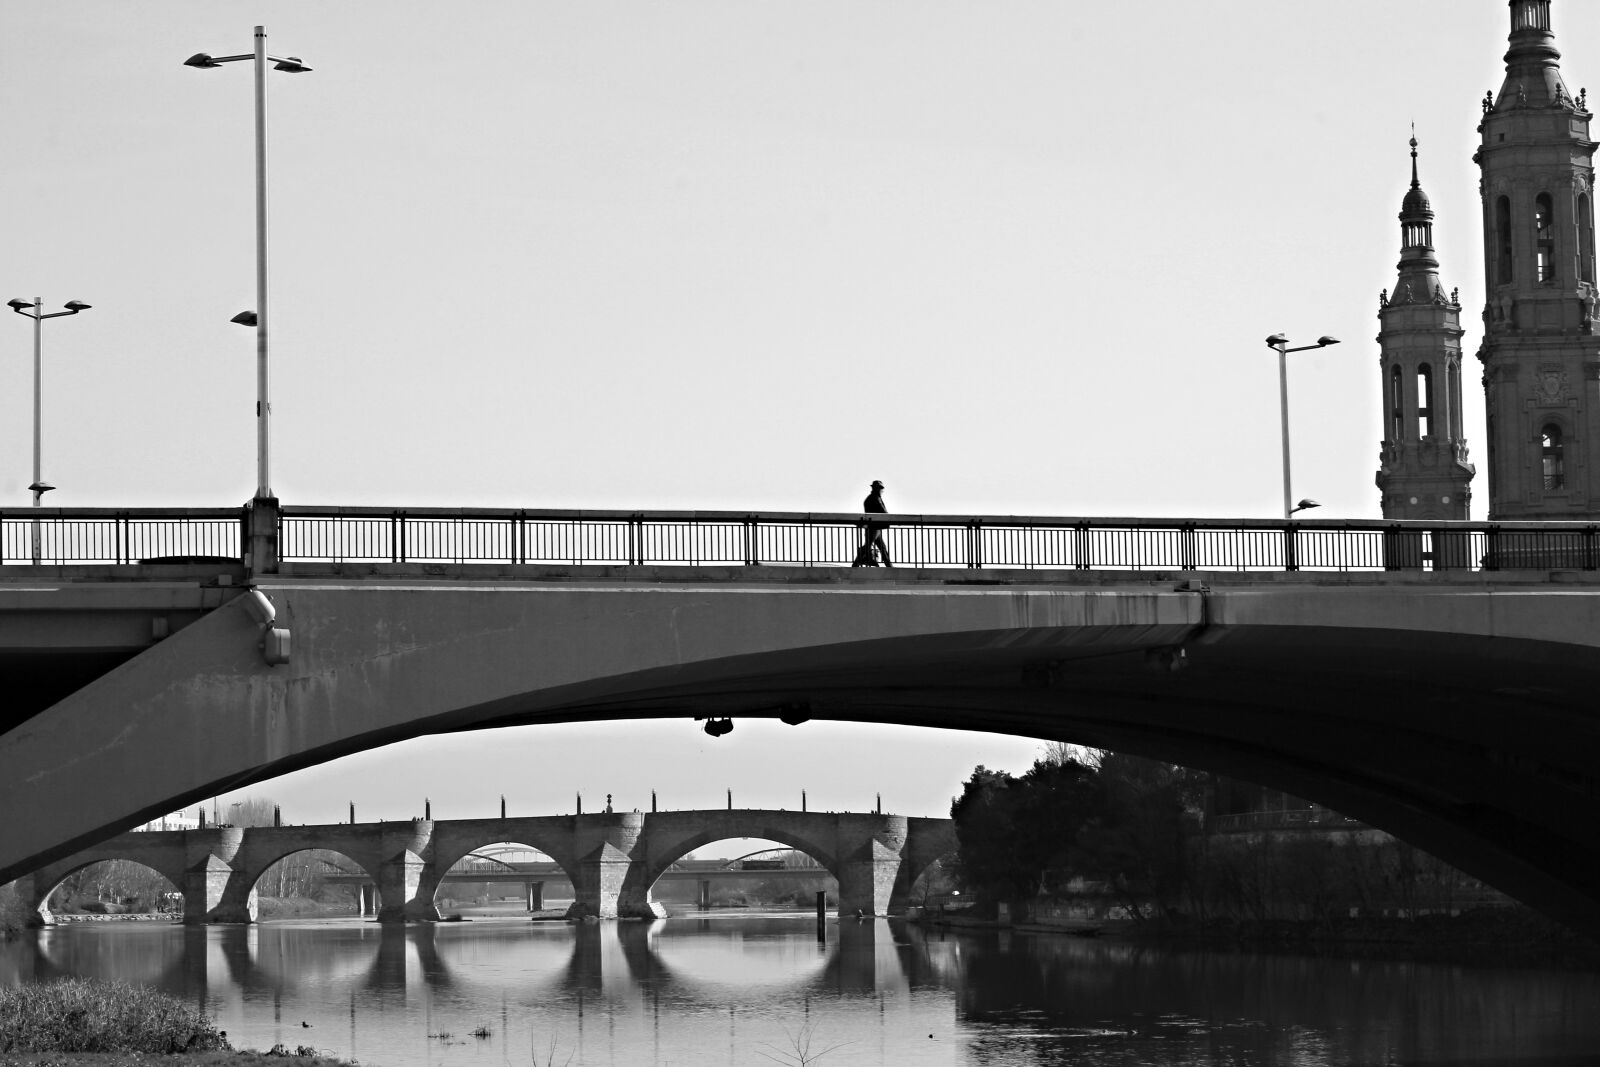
(10, 504), (1600, 572)
(278, 505), (1600, 532)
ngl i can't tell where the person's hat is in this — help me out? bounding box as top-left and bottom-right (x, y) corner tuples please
(870, 480), (884, 488)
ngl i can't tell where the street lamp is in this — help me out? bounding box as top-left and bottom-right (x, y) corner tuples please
(185, 27), (312, 501)
(8, 297), (91, 564)
(1264, 333), (1340, 519)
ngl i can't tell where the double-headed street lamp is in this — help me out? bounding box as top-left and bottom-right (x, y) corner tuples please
(7, 297), (92, 506)
(1264, 333), (1340, 520)
(185, 27), (311, 502)
(7, 297), (91, 565)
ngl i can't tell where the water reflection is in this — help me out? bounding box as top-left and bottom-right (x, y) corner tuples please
(4, 917), (1599, 1066)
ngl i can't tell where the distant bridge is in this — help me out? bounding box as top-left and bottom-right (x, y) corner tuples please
(5, 503), (1600, 937)
(15, 809), (953, 923)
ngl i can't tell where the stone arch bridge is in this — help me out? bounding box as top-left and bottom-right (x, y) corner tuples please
(16, 810), (955, 924)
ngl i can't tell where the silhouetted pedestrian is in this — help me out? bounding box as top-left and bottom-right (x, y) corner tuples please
(852, 480), (893, 567)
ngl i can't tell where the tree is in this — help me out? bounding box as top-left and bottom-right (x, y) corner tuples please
(1074, 752), (1197, 920)
(950, 758), (1105, 908)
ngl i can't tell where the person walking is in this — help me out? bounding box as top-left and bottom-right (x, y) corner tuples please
(852, 479), (893, 567)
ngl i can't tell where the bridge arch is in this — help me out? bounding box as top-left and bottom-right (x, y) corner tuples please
(8, 574), (1600, 934)
(423, 836), (575, 917)
(29, 855), (181, 926)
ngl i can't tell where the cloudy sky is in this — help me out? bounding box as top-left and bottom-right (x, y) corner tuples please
(4, 2), (1578, 836)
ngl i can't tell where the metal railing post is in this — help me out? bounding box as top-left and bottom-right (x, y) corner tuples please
(1073, 522), (1092, 570)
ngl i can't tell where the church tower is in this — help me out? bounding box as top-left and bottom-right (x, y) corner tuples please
(1476, 0), (1600, 518)
(1377, 137), (1475, 519)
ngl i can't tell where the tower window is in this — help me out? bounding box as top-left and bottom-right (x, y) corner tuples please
(1580, 194), (1595, 285)
(1542, 424), (1565, 490)
(1496, 196), (1514, 284)
(1513, 2), (1550, 32)
(1390, 365), (1404, 441)
(1536, 193), (1557, 283)
(1417, 364), (1434, 437)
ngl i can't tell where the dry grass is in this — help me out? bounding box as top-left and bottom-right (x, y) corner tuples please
(0, 978), (228, 1055)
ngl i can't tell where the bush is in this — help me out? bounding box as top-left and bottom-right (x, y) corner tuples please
(0, 977), (231, 1053)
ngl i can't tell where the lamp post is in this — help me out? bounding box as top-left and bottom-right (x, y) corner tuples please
(1263, 333), (1340, 519)
(7, 297), (91, 564)
(185, 27), (311, 501)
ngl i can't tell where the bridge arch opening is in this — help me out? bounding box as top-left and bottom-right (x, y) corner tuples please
(250, 849), (366, 921)
(38, 858), (179, 925)
(428, 841), (570, 917)
(645, 836), (837, 912)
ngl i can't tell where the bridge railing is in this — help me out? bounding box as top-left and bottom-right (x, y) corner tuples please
(7, 505), (1600, 573)
(276, 507), (1600, 572)
(0, 508), (244, 565)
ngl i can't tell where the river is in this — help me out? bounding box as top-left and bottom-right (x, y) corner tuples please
(3, 912), (1598, 1066)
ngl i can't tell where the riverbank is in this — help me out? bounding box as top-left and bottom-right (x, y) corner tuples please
(0, 1053), (355, 1066)
(913, 906), (1600, 968)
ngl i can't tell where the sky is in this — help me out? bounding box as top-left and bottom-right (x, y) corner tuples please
(4, 1), (1580, 841)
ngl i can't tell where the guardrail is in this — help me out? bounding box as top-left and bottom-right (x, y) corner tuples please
(0, 508), (244, 565)
(7, 504), (1600, 572)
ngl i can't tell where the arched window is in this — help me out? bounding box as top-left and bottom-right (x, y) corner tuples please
(1390, 365), (1404, 441)
(1417, 364), (1434, 437)
(1580, 193), (1595, 285)
(1542, 424), (1565, 490)
(1536, 193), (1557, 283)
(1497, 196), (1515, 284)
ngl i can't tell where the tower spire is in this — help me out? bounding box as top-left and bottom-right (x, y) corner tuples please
(1377, 134), (1473, 520)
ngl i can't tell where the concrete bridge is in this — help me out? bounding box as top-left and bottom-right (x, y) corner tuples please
(14, 810), (953, 924)
(6, 504), (1600, 937)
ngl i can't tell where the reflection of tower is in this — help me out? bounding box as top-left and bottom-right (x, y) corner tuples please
(1477, 0), (1600, 517)
(1377, 137), (1474, 519)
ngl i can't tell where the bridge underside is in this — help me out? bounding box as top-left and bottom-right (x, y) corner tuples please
(3, 571), (1599, 938)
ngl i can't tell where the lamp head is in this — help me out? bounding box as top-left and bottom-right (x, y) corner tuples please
(1315, 336), (1340, 347)
(63, 300), (91, 313)
(183, 52), (223, 69)
(28, 481), (55, 496)
(7, 298), (34, 311)
(272, 56), (312, 73)
(230, 310), (259, 327)
(1264, 333), (1288, 347)
(1291, 498), (1322, 514)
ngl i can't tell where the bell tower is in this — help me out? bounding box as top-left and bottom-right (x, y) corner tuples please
(1377, 137), (1475, 519)
(1476, 0), (1600, 518)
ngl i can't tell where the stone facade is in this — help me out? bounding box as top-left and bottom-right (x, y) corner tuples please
(1475, 0), (1600, 518)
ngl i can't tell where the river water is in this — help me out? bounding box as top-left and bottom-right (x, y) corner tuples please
(3, 912), (1598, 1066)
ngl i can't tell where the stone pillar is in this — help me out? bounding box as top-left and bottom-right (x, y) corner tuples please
(570, 811), (650, 919)
(359, 884), (376, 917)
(835, 816), (908, 918)
(186, 827), (250, 924)
(377, 820), (437, 923)
(526, 881), (544, 912)
(16, 874), (49, 927)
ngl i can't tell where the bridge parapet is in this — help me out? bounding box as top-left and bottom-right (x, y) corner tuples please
(14, 504), (1600, 574)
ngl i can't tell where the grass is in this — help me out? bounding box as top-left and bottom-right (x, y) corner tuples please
(0, 978), (229, 1055)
